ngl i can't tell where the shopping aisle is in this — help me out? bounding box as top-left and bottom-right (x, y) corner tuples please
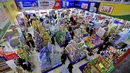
(4, 7), (130, 73)
(31, 51), (41, 73)
(27, 27), (41, 73)
(48, 59), (86, 73)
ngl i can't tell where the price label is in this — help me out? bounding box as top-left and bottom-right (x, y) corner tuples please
(99, 63), (104, 69)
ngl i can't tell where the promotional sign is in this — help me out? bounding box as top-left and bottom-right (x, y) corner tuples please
(74, 1), (100, 13)
(98, 2), (130, 21)
(61, 0), (74, 8)
(5, 0), (18, 22)
(38, 0), (61, 9)
(4, 53), (19, 60)
(0, 3), (10, 40)
(15, 0), (38, 10)
(0, 3), (9, 30)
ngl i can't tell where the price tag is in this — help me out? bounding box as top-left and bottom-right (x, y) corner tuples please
(99, 63), (104, 69)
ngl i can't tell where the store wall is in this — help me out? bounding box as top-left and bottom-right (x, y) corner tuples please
(98, 2), (130, 21)
(74, 1), (100, 13)
(15, 0), (75, 10)
(74, 0), (130, 21)
(5, 0), (18, 23)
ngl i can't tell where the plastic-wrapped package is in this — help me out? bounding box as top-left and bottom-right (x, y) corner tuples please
(55, 30), (66, 46)
(39, 47), (51, 70)
(34, 31), (44, 51)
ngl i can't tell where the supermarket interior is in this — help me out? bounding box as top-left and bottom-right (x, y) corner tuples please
(0, 0), (130, 73)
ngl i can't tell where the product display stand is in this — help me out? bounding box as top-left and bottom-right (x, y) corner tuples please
(55, 30), (66, 47)
(34, 31), (44, 52)
(83, 56), (114, 73)
(84, 35), (103, 50)
(0, 56), (10, 72)
(39, 43), (62, 73)
(65, 40), (87, 64)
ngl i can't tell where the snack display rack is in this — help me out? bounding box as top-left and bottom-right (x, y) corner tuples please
(55, 30), (66, 47)
(83, 56), (114, 73)
(38, 24), (51, 46)
(65, 40), (86, 64)
(83, 35), (103, 49)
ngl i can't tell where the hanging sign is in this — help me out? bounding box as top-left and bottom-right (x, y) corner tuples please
(0, 3), (10, 40)
(15, 0), (38, 10)
(0, 5), (9, 31)
(38, 0), (61, 9)
(5, 0), (18, 22)
(61, 0), (74, 8)
(98, 2), (130, 21)
(74, 1), (100, 13)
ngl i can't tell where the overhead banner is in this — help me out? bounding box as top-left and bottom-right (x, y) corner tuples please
(98, 2), (130, 21)
(61, 0), (74, 8)
(15, 0), (38, 10)
(38, 0), (61, 9)
(5, 0), (18, 22)
(74, 1), (100, 13)
(0, 3), (10, 40)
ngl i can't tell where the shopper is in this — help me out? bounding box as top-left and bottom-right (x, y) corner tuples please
(87, 49), (94, 56)
(68, 26), (72, 32)
(67, 63), (73, 73)
(32, 19), (37, 29)
(103, 35), (110, 45)
(67, 26), (74, 39)
(18, 58), (32, 72)
(61, 12), (64, 18)
(23, 43), (32, 55)
(24, 15), (30, 27)
(71, 31), (75, 39)
(64, 39), (69, 48)
(97, 44), (104, 54)
(70, 16), (74, 22)
(86, 26), (90, 33)
(70, 16), (77, 25)
(103, 41), (111, 50)
(26, 33), (35, 48)
(61, 51), (67, 64)
(51, 35), (55, 45)
(90, 28), (94, 36)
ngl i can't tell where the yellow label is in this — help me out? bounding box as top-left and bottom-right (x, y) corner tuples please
(5, 0), (18, 22)
(99, 63), (104, 69)
(17, 49), (23, 54)
(99, 2), (130, 16)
